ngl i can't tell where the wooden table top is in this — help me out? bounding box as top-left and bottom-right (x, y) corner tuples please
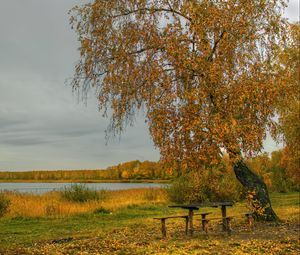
(168, 201), (234, 209)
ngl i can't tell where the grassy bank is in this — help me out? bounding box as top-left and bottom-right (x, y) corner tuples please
(0, 191), (299, 254)
(1, 188), (167, 218)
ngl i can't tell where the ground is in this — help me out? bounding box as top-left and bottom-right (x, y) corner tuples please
(0, 192), (299, 255)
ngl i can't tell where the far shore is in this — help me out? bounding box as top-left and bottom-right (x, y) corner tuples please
(0, 179), (170, 183)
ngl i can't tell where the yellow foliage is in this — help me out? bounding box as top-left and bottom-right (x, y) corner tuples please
(69, 0), (289, 168)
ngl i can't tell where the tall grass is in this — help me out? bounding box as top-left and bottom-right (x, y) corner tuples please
(2, 188), (167, 218)
(0, 193), (10, 217)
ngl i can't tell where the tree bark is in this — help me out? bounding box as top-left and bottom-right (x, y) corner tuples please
(233, 160), (278, 221)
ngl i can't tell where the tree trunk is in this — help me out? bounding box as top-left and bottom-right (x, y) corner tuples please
(233, 160), (278, 221)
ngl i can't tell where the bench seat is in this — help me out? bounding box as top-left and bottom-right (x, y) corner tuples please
(153, 212), (212, 238)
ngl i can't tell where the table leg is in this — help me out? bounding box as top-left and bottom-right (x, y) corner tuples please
(201, 214), (207, 231)
(161, 218), (166, 238)
(221, 205), (227, 231)
(188, 209), (194, 236)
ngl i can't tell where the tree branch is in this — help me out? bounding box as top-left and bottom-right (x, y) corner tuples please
(207, 31), (226, 61)
(110, 7), (191, 22)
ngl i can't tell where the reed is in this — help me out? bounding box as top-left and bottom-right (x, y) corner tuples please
(2, 188), (168, 218)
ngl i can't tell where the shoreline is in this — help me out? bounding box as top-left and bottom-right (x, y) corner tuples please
(0, 179), (170, 183)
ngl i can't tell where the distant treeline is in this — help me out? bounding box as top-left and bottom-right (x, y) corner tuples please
(0, 148), (298, 192)
(0, 160), (173, 181)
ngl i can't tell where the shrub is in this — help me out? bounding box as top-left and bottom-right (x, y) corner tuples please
(61, 184), (105, 203)
(0, 193), (10, 217)
(166, 176), (194, 203)
(271, 166), (293, 193)
(94, 207), (111, 214)
(166, 167), (243, 203)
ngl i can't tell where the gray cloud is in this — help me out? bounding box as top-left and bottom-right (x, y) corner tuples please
(0, 0), (159, 171)
(1, 137), (48, 146)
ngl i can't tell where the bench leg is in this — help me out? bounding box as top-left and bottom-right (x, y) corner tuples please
(201, 215), (207, 231)
(188, 209), (194, 236)
(247, 216), (254, 230)
(184, 217), (189, 235)
(221, 205), (227, 231)
(161, 219), (167, 238)
(203, 219), (209, 234)
(226, 218), (232, 235)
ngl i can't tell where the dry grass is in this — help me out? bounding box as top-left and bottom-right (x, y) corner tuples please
(2, 188), (167, 218)
(2, 189), (299, 223)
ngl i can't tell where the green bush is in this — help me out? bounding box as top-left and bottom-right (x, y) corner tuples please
(61, 184), (105, 203)
(94, 207), (111, 214)
(0, 193), (10, 217)
(270, 166), (295, 193)
(166, 168), (243, 203)
(166, 176), (194, 203)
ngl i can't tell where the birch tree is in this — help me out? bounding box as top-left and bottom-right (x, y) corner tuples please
(69, 0), (289, 220)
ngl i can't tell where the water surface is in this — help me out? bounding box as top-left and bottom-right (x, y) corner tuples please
(0, 182), (165, 194)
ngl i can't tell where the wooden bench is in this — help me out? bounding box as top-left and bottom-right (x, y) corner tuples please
(198, 216), (234, 234)
(153, 215), (189, 238)
(200, 213), (255, 234)
(153, 213), (211, 238)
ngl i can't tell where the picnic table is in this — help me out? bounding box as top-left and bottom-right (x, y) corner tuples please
(169, 201), (234, 235)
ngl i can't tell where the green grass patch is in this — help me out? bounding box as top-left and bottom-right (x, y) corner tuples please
(0, 192), (299, 254)
(270, 192), (300, 206)
(0, 204), (168, 249)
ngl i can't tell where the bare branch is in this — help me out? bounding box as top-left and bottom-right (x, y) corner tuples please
(110, 7), (191, 22)
(207, 31), (226, 61)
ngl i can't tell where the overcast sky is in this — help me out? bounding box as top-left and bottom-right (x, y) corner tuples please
(0, 1), (299, 171)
